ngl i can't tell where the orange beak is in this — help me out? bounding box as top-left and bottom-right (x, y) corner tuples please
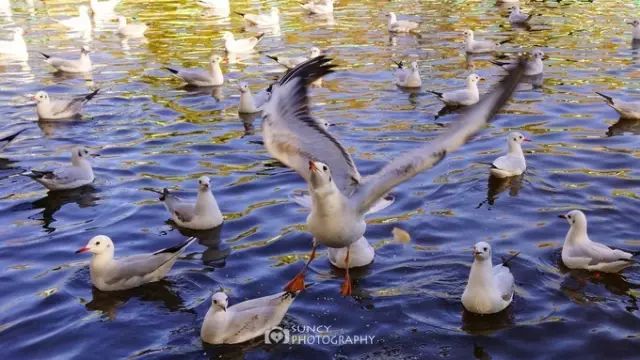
(523, 138), (532, 142)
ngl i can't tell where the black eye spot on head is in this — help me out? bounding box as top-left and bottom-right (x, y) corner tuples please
(322, 165), (328, 171)
(213, 299), (217, 304)
(328, 177), (332, 182)
(483, 247), (488, 251)
(96, 241), (100, 246)
(519, 136), (523, 139)
(567, 215), (572, 219)
(78, 151), (83, 157)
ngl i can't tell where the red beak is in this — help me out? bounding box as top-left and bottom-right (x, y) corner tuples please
(523, 138), (532, 142)
(308, 161), (317, 172)
(75, 247), (90, 254)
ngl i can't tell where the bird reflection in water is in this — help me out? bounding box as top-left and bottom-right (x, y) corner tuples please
(30, 185), (100, 232)
(85, 280), (187, 320)
(174, 224), (230, 267)
(606, 117), (640, 137)
(477, 174), (524, 209)
(461, 305), (515, 335)
(239, 112), (261, 137)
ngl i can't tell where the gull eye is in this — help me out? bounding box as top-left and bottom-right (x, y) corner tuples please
(322, 165), (328, 171)
(78, 151), (83, 157)
(213, 300), (218, 304)
(96, 241), (100, 246)
(483, 247), (488, 251)
(567, 215), (572, 219)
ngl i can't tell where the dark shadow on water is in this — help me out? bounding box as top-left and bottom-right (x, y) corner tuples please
(37, 118), (84, 137)
(182, 85), (224, 102)
(175, 225), (231, 267)
(477, 174), (524, 209)
(85, 280), (188, 320)
(28, 185), (100, 232)
(473, 342), (493, 360)
(606, 117), (640, 137)
(202, 335), (272, 359)
(461, 306), (515, 335)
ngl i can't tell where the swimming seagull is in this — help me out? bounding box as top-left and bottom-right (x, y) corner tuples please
(40, 46), (92, 73)
(0, 128), (26, 152)
(301, 0), (333, 15)
(508, 5), (533, 25)
(462, 242), (517, 314)
(235, 7), (279, 27)
(490, 131), (530, 178)
(628, 19), (640, 41)
(76, 235), (196, 291)
(387, 12), (419, 33)
(266, 47), (321, 69)
(221, 31), (264, 53)
(90, 0), (121, 16)
(559, 210), (636, 273)
(261, 56), (525, 295)
(55, 5), (92, 32)
(197, 0), (229, 9)
(201, 290), (298, 344)
(463, 29), (505, 54)
(393, 60), (422, 88)
(491, 49), (546, 76)
(428, 74), (482, 106)
(164, 55), (224, 87)
(25, 147), (95, 191)
(30, 89), (99, 121)
(238, 82), (269, 114)
(595, 92), (640, 120)
(150, 176), (223, 230)
(117, 16), (147, 38)
(0, 28), (28, 59)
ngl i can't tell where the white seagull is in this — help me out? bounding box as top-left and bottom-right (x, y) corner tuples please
(462, 242), (517, 314)
(25, 147), (95, 191)
(221, 31), (264, 53)
(490, 131), (530, 178)
(164, 55), (224, 87)
(76, 235), (196, 291)
(301, 0), (333, 15)
(0, 128), (26, 152)
(152, 176), (223, 230)
(508, 5), (533, 25)
(595, 92), (640, 120)
(40, 46), (92, 73)
(428, 74), (482, 106)
(238, 82), (268, 114)
(117, 16), (147, 38)
(196, 0), (229, 9)
(201, 290), (297, 344)
(266, 47), (321, 69)
(31, 89), (99, 121)
(491, 49), (546, 76)
(387, 12), (419, 33)
(393, 60), (422, 88)
(463, 29), (504, 54)
(55, 5), (92, 32)
(261, 56), (525, 295)
(628, 19), (640, 41)
(559, 210), (635, 273)
(90, 0), (121, 16)
(0, 27), (28, 59)
(235, 7), (279, 27)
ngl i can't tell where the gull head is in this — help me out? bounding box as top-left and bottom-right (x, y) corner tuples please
(79, 5), (90, 15)
(197, 176), (211, 191)
(410, 61), (419, 71)
(221, 31), (234, 41)
(473, 241), (492, 261)
(238, 82), (250, 94)
(117, 15), (127, 26)
(271, 7), (280, 16)
(210, 54), (223, 64)
(531, 49), (546, 60)
(80, 45), (91, 55)
(628, 19), (640, 28)
(462, 29), (474, 40)
(508, 131), (530, 146)
(509, 5), (520, 14)
(310, 46), (321, 58)
(559, 210), (587, 229)
(75, 235), (113, 255)
(466, 73), (482, 86)
(308, 160), (333, 190)
(210, 292), (228, 312)
(32, 91), (50, 104)
(387, 12), (397, 22)
(71, 146), (93, 165)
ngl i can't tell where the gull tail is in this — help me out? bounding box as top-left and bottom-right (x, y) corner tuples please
(427, 90), (443, 98)
(164, 67), (179, 75)
(23, 170), (53, 179)
(143, 187), (166, 196)
(234, 11), (246, 17)
(490, 60), (509, 68)
(498, 39), (511, 45)
(158, 188), (170, 201)
(83, 89), (100, 102)
(501, 251), (520, 267)
(255, 33), (265, 42)
(266, 55), (279, 63)
(595, 92), (614, 105)
(153, 237), (197, 255)
(393, 60), (404, 69)
(39, 52), (51, 59)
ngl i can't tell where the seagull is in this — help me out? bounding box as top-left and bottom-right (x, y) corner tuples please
(221, 31), (264, 53)
(25, 147), (95, 191)
(76, 235), (196, 291)
(90, 0), (120, 16)
(164, 55), (224, 87)
(267, 47), (321, 70)
(261, 56), (525, 295)
(387, 12), (419, 33)
(117, 16), (147, 38)
(235, 7), (279, 27)
(0, 27), (28, 59)
(595, 92), (640, 120)
(491, 49), (546, 76)
(463, 29), (504, 54)
(428, 74), (482, 106)
(328, 237), (374, 269)
(150, 176), (223, 230)
(301, 0), (333, 15)
(0, 128), (26, 152)
(31, 89), (99, 121)
(490, 131), (530, 178)
(201, 290), (298, 344)
(238, 82), (269, 114)
(55, 5), (92, 32)
(393, 60), (422, 88)
(559, 210), (635, 273)
(461, 242), (517, 314)
(508, 5), (533, 25)
(40, 46), (92, 73)
(196, 0), (229, 9)
(628, 19), (640, 41)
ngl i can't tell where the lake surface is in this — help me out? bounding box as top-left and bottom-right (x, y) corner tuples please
(1, 0), (639, 358)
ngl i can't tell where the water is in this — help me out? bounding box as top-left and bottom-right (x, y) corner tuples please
(1, 0), (639, 358)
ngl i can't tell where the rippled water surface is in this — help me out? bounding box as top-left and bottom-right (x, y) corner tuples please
(1, 0), (639, 358)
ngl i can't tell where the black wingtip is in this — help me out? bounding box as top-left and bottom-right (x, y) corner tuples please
(153, 237), (196, 255)
(393, 60), (403, 69)
(39, 52), (50, 59)
(255, 33), (265, 41)
(159, 188), (169, 201)
(489, 60), (508, 67)
(501, 251), (520, 267)
(595, 92), (614, 104)
(164, 67), (179, 75)
(498, 38), (511, 45)
(427, 90), (443, 98)
(234, 11), (245, 17)
(278, 55), (336, 87)
(84, 89), (100, 102)
(266, 55), (279, 62)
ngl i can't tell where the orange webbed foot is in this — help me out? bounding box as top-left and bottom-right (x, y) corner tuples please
(340, 274), (352, 296)
(284, 272), (306, 293)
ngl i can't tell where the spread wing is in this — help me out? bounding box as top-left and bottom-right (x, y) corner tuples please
(262, 56), (361, 194)
(351, 59), (526, 214)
